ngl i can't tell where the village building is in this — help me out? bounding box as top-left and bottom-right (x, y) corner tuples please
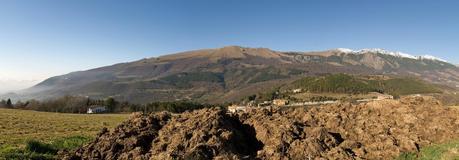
(257, 101), (271, 107)
(227, 104), (247, 113)
(292, 88), (302, 93)
(273, 99), (289, 106)
(246, 100), (256, 107)
(367, 92), (394, 100)
(376, 94), (394, 100)
(87, 105), (108, 114)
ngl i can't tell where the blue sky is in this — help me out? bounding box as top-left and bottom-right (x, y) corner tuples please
(0, 0), (458, 91)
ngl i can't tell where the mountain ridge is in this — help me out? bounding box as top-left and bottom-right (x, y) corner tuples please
(334, 48), (447, 62)
(4, 46), (459, 103)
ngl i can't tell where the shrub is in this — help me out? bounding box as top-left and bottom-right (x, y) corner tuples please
(310, 96), (337, 102)
(25, 140), (57, 154)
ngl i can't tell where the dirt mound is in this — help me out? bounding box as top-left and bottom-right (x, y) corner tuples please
(149, 108), (262, 159)
(64, 96), (459, 160)
(63, 108), (262, 160)
(241, 109), (351, 159)
(240, 96), (459, 159)
(63, 112), (171, 159)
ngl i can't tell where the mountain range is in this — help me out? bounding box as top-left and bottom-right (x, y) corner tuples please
(4, 46), (459, 103)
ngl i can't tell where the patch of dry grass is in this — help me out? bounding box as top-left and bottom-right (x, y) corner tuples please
(0, 108), (128, 148)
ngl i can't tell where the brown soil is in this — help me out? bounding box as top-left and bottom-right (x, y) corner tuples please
(63, 96), (459, 160)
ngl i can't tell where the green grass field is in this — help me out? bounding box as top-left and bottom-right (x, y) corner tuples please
(0, 108), (128, 159)
(397, 140), (459, 160)
(0, 108), (128, 147)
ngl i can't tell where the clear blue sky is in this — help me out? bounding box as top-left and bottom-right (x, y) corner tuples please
(0, 0), (458, 91)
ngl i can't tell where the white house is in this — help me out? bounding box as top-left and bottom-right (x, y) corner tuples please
(292, 88), (302, 93)
(87, 106), (107, 114)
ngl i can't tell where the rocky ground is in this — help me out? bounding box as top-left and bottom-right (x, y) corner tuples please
(62, 96), (459, 160)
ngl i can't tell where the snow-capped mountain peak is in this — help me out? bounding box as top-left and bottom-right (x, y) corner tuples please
(335, 48), (354, 53)
(334, 48), (447, 62)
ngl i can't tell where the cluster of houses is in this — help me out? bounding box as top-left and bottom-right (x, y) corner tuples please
(356, 92), (394, 102)
(227, 98), (289, 113)
(228, 90), (396, 113)
(227, 98), (339, 113)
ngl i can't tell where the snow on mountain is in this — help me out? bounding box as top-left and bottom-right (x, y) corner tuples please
(419, 55), (448, 62)
(336, 48), (354, 53)
(334, 48), (447, 62)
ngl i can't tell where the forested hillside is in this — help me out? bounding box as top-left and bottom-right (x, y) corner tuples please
(290, 74), (441, 96)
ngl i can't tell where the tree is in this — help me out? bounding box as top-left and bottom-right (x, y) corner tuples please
(104, 97), (117, 112)
(6, 99), (12, 108)
(0, 99), (5, 107)
(247, 94), (257, 101)
(15, 100), (26, 108)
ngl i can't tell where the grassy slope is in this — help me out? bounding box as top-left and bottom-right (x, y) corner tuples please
(380, 78), (442, 96)
(291, 74), (376, 94)
(0, 108), (128, 148)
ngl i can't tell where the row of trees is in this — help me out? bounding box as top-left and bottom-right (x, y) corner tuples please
(0, 98), (13, 108)
(0, 96), (212, 114)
